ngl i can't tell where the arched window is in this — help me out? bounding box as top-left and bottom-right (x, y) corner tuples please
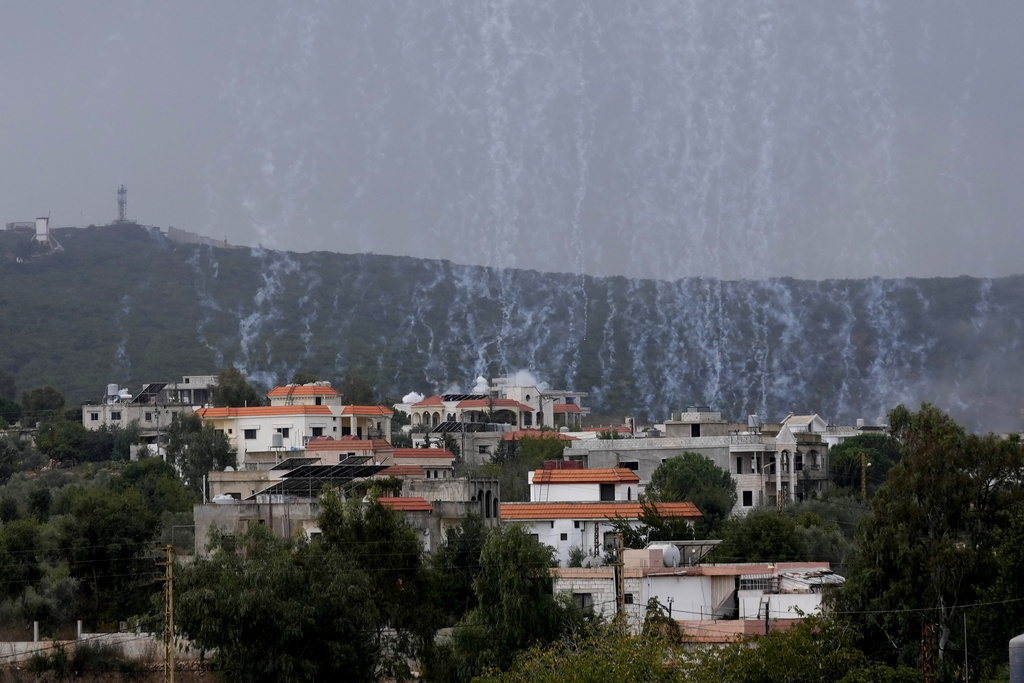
(492, 497), (499, 519)
(432, 412), (440, 427)
(485, 490), (492, 519)
(627, 487), (632, 501)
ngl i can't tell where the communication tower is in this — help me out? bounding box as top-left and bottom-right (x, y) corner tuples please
(117, 185), (127, 223)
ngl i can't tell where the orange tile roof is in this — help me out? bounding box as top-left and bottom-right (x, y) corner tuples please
(552, 403), (581, 413)
(267, 385), (339, 397)
(340, 405), (394, 416)
(377, 496), (433, 512)
(392, 448), (455, 460)
(456, 398), (534, 411)
(500, 501), (701, 521)
(531, 468), (640, 484)
(412, 395), (445, 407)
(196, 405), (333, 418)
(502, 430), (577, 442)
(377, 464), (425, 478)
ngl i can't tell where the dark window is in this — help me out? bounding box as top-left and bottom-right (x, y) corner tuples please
(312, 427), (324, 437)
(620, 461), (639, 471)
(315, 397), (322, 405)
(215, 429), (224, 437)
(736, 456), (743, 474)
(600, 484), (615, 501)
(110, 411), (121, 420)
(478, 445), (489, 454)
(145, 412), (153, 422)
(529, 533), (540, 543)
(691, 423), (701, 437)
(743, 491), (753, 507)
(574, 593), (593, 609)
(625, 593), (634, 605)
(276, 427), (290, 438)
(90, 413), (99, 421)
(574, 521), (581, 529)
(560, 533), (568, 541)
(244, 429), (257, 440)
(795, 454), (803, 471)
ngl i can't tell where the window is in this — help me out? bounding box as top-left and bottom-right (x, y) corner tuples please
(110, 411), (121, 421)
(243, 429), (257, 440)
(215, 429), (224, 437)
(228, 429), (233, 435)
(574, 521), (581, 529)
(736, 456), (743, 474)
(574, 593), (593, 609)
(529, 533), (540, 543)
(89, 413), (99, 421)
(560, 533), (568, 541)
(145, 412), (153, 422)
(276, 427), (290, 438)
(478, 445), (489, 454)
(691, 423), (701, 437)
(311, 427), (324, 437)
(315, 397), (322, 405)
(523, 412), (532, 426)
(600, 484), (614, 501)
(620, 461), (639, 471)
(743, 491), (753, 507)
(625, 593), (634, 605)
(794, 454), (803, 471)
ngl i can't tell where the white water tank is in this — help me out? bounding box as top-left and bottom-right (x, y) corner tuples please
(1011, 632), (1024, 683)
(106, 383), (119, 398)
(648, 543), (681, 568)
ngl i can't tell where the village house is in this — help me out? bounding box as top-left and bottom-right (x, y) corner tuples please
(80, 375), (216, 445)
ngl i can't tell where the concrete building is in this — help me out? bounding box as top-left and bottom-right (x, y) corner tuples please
(553, 550), (843, 640)
(562, 408), (838, 514)
(81, 375), (216, 444)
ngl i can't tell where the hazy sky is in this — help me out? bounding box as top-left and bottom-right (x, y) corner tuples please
(2, 2), (1022, 280)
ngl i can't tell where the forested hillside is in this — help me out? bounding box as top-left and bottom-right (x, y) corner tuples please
(2, 225), (1023, 431)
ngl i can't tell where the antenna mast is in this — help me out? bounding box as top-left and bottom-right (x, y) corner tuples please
(117, 185), (127, 223)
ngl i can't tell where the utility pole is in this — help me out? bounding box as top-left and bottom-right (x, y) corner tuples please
(612, 533), (626, 635)
(157, 545), (174, 683)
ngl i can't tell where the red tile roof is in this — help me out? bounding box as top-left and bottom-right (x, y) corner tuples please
(456, 398), (534, 411)
(267, 385), (339, 397)
(392, 448), (455, 460)
(500, 501), (701, 521)
(376, 465), (425, 478)
(196, 405), (333, 418)
(502, 430), (577, 442)
(340, 405), (394, 416)
(412, 395), (445, 407)
(531, 468), (640, 485)
(552, 403), (581, 413)
(377, 496), (433, 512)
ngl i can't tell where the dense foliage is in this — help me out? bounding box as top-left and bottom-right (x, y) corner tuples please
(647, 451), (737, 532)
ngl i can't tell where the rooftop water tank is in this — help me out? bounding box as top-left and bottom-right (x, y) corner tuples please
(648, 543), (681, 568)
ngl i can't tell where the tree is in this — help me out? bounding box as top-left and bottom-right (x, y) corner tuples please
(454, 524), (587, 677)
(608, 502), (696, 550)
(177, 523), (379, 683)
(56, 486), (161, 623)
(111, 458), (196, 516)
(337, 374), (375, 405)
(19, 386), (65, 425)
(839, 404), (1024, 668)
(715, 510), (806, 563)
(428, 515), (491, 624)
(972, 509), (1024, 679)
(648, 452), (737, 532)
(829, 433), (902, 495)
(166, 413), (235, 497)
(0, 397), (21, 428)
(0, 369), (16, 401)
(211, 367), (265, 408)
(290, 371), (319, 385)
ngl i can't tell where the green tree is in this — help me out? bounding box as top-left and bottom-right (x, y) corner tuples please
(608, 502), (696, 550)
(337, 374), (376, 405)
(111, 458), (196, 516)
(19, 386), (65, 425)
(290, 371), (319, 385)
(716, 510), (806, 563)
(211, 367), (265, 408)
(166, 413), (235, 497)
(972, 509), (1024, 679)
(0, 369), (16, 401)
(0, 397), (21, 427)
(177, 523), (378, 683)
(428, 515), (491, 624)
(839, 404), (1024, 668)
(829, 433), (902, 495)
(648, 452), (737, 532)
(56, 486), (161, 623)
(454, 524), (586, 677)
